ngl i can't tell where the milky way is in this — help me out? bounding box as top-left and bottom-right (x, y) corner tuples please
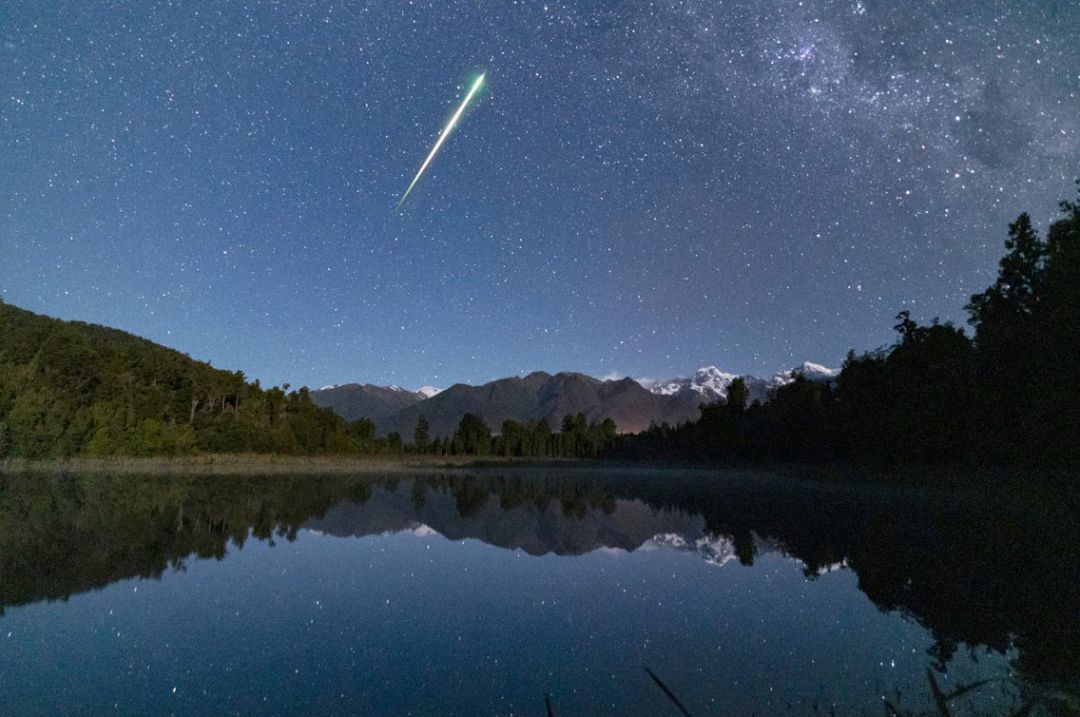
(1, 1), (1077, 388)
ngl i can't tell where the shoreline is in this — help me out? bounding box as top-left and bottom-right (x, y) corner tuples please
(1, 455), (1073, 507)
(0, 454), (581, 476)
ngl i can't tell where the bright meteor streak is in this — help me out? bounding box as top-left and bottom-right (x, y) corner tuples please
(397, 73), (485, 210)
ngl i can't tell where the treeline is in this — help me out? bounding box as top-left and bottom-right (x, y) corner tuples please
(615, 184), (1080, 469)
(0, 303), (619, 458)
(0, 303), (393, 457)
(410, 412), (618, 458)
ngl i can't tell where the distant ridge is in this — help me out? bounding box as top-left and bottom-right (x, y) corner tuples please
(310, 362), (838, 437)
(307, 383), (428, 426)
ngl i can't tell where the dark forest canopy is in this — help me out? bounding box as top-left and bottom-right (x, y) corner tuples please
(0, 304), (616, 459)
(616, 183), (1080, 469)
(0, 302), (383, 457)
(2, 181), (1079, 467)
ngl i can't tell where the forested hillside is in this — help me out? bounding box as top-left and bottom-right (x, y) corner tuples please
(0, 303), (617, 459)
(0, 303), (378, 457)
(616, 185), (1080, 469)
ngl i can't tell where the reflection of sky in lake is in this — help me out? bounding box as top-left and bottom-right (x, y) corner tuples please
(0, 505), (1017, 717)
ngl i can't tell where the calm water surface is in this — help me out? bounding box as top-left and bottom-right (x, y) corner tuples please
(0, 469), (1076, 716)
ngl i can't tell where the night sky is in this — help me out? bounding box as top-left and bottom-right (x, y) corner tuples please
(2, 1), (1078, 390)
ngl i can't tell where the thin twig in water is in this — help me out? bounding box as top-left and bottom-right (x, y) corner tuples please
(644, 666), (694, 717)
(926, 669), (995, 717)
(545, 694), (555, 717)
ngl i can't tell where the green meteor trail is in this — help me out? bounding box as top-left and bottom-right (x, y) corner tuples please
(397, 73), (485, 210)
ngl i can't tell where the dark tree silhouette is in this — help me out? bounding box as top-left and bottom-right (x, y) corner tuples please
(453, 413), (492, 456)
(413, 414), (430, 454)
(613, 180), (1080, 471)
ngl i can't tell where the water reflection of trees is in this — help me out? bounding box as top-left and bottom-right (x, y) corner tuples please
(0, 470), (1076, 687)
(0, 473), (375, 611)
(596, 472), (1080, 686)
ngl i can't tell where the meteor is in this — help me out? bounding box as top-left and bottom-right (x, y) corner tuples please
(396, 73), (486, 210)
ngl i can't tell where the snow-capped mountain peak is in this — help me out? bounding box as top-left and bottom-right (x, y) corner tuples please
(416, 385), (443, 398)
(795, 361), (839, 379)
(644, 361), (839, 403)
(648, 365), (738, 399)
(691, 365), (740, 387)
(770, 361), (841, 387)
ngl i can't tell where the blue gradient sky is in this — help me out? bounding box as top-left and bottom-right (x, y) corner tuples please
(2, 1), (1078, 389)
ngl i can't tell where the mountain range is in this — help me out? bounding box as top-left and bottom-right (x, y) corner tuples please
(644, 362), (839, 403)
(308, 383), (431, 427)
(0, 299), (835, 449)
(310, 362), (838, 437)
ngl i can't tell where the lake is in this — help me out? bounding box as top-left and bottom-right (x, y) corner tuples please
(0, 468), (1076, 715)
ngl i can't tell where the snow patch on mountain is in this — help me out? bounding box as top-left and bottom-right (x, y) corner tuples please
(644, 362), (839, 402)
(694, 535), (738, 567)
(416, 385), (443, 398)
(647, 365), (740, 400)
(645, 532), (738, 567)
(798, 361), (840, 378)
(772, 361), (840, 386)
(812, 559), (848, 576)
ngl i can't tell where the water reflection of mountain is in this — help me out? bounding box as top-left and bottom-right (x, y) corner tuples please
(306, 481), (756, 566)
(0, 470), (1076, 685)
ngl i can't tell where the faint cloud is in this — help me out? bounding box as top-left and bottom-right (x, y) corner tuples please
(601, 371), (655, 389)
(956, 79), (1032, 169)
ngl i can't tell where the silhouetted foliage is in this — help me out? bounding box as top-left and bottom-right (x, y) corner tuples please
(614, 181), (1080, 470)
(413, 414), (431, 454)
(452, 413), (492, 456)
(0, 304), (398, 457)
(439, 411), (617, 458)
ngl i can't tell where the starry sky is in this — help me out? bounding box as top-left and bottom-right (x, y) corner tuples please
(2, 1), (1078, 390)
